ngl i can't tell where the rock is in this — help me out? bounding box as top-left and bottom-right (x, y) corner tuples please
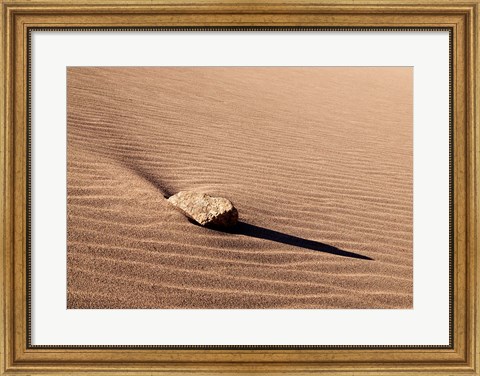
(168, 191), (238, 228)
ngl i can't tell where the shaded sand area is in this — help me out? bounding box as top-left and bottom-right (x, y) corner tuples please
(67, 67), (413, 309)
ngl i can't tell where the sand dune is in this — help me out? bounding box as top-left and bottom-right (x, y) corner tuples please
(67, 67), (413, 309)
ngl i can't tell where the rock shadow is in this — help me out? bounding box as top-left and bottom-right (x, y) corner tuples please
(194, 220), (373, 261)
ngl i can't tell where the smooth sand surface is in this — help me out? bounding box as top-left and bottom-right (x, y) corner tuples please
(67, 67), (413, 309)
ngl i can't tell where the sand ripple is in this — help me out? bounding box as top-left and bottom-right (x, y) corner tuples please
(67, 67), (413, 309)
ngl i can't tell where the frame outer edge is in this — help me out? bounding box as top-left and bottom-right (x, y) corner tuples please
(463, 2), (478, 374)
(0, 1), (5, 375)
(2, 1), (480, 375)
(1, 2), (14, 375)
(474, 1), (480, 375)
(466, 2), (476, 373)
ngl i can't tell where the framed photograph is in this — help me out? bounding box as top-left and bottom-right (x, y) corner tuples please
(1, 0), (478, 375)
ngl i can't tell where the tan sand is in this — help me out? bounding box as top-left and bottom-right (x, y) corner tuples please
(67, 67), (413, 309)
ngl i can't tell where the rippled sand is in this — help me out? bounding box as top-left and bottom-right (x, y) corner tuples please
(67, 67), (413, 309)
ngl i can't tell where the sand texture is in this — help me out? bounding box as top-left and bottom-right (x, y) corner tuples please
(67, 67), (413, 309)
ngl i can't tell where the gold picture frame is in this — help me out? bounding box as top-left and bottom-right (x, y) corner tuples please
(1, 0), (479, 374)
